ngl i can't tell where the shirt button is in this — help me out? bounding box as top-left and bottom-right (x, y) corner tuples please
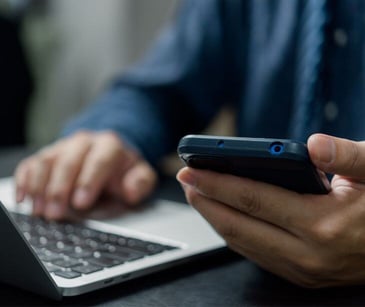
(333, 28), (348, 47)
(324, 101), (339, 122)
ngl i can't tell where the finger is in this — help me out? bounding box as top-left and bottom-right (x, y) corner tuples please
(15, 158), (49, 215)
(185, 186), (339, 288)
(308, 133), (365, 179)
(14, 159), (31, 203)
(177, 167), (315, 234)
(182, 184), (307, 263)
(120, 161), (157, 204)
(72, 133), (125, 210)
(28, 157), (52, 216)
(33, 196), (46, 216)
(14, 139), (67, 204)
(44, 135), (92, 219)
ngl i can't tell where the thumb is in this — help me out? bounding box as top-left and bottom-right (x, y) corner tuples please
(307, 133), (365, 179)
(120, 161), (157, 205)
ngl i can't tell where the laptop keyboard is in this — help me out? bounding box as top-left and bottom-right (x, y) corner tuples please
(11, 212), (178, 279)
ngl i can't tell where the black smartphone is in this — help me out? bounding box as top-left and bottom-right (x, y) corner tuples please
(177, 135), (330, 194)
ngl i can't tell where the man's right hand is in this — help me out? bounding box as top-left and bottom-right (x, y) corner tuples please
(14, 131), (157, 220)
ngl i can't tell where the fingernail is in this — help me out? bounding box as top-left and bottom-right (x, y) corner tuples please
(73, 188), (90, 209)
(45, 202), (62, 218)
(176, 169), (196, 187)
(314, 135), (336, 164)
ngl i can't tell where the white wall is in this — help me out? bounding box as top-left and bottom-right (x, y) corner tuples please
(25, 0), (178, 145)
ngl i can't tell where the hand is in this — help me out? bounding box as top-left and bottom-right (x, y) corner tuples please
(15, 131), (157, 220)
(177, 133), (365, 288)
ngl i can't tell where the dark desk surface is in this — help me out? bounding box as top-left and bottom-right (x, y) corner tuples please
(1, 148), (365, 306)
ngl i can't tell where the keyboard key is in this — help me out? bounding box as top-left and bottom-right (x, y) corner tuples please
(47, 241), (74, 253)
(43, 263), (63, 273)
(72, 264), (103, 274)
(109, 246), (145, 261)
(76, 227), (99, 239)
(54, 270), (81, 279)
(126, 239), (166, 255)
(38, 250), (64, 262)
(87, 252), (124, 268)
(52, 258), (82, 268)
(68, 249), (94, 259)
(11, 212), (179, 277)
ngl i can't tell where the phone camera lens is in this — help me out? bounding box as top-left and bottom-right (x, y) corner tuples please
(217, 140), (225, 148)
(269, 142), (284, 155)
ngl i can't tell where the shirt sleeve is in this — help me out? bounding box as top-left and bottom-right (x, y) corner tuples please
(62, 0), (243, 167)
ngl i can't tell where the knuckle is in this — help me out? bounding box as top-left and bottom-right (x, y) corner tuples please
(18, 156), (34, 170)
(57, 131), (92, 149)
(27, 180), (42, 196)
(219, 223), (239, 242)
(19, 158), (37, 178)
(92, 156), (111, 171)
(68, 131), (95, 145)
(38, 153), (55, 166)
(294, 256), (327, 280)
(237, 189), (262, 215)
(93, 135), (124, 166)
(29, 187), (41, 197)
(112, 146), (124, 160)
(343, 141), (360, 172)
(57, 159), (78, 174)
(215, 216), (239, 241)
(73, 130), (92, 139)
(309, 218), (344, 244)
(76, 168), (96, 190)
(15, 159), (30, 178)
(47, 188), (67, 203)
(98, 131), (123, 148)
(76, 180), (92, 191)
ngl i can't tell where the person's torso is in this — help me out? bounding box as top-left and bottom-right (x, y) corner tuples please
(226, 0), (365, 141)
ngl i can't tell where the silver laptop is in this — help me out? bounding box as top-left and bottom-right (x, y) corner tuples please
(0, 177), (225, 300)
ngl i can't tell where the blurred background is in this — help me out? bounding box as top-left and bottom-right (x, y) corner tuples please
(0, 0), (178, 147)
(0, 0), (233, 174)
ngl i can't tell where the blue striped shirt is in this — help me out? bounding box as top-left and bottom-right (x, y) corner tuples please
(63, 0), (365, 167)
